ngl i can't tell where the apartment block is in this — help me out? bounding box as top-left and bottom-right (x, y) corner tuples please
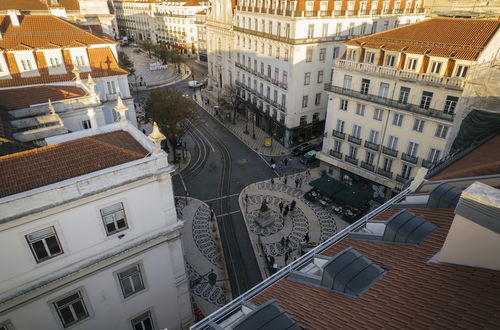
(318, 17), (500, 194)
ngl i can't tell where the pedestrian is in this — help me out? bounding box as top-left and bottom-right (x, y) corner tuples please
(270, 158), (275, 165)
(284, 176), (288, 185)
(210, 208), (215, 221)
(305, 232), (310, 243)
(299, 178), (303, 188)
(279, 201), (284, 214)
(284, 252), (289, 265)
(280, 236), (286, 247)
(245, 194), (248, 203)
(295, 178), (299, 188)
(290, 200), (296, 211)
(271, 177), (275, 185)
(284, 158), (289, 166)
(284, 205), (289, 217)
(285, 237), (290, 247)
(306, 168), (311, 176)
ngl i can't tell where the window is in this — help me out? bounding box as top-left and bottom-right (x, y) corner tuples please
(274, 90), (278, 102)
(319, 48), (326, 62)
(267, 65), (271, 77)
(306, 47), (313, 62)
(400, 164), (413, 179)
(131, 311), (154, 330)
(107, 81), (117, 94)
(455, 65), (469, 78)
(268, 21), (273, 34)
(343, 75), (352, 89)
(371, 21), (378, 33)
(336, 119), (345, 132)
(277, 22), (281, 36)
(373, 108), (383, 121)
(100, 202), (128, 235)
(274, 67), (279, 80)
(352, 124), (362, 138)
(267, 86), (270, 98)
(398, 87), (410, 104)
(333, 140), (342, 152)
(315, 93), (321, 105)
(420, 91), (433, 109)
(435, 125), (449, 138)
(281, 93), (286, 108)
(430, 61), (442, 74)
(75, 55), (86, 66)
(392, 113), (404, 127)
(333, 47), (340, 59)
(302, 95), (309, 108)
(284, 49), (289, 61)
(348, 22), (355, 35)
(355, 103), (365, 116)
(26, 227), (63, 263)
(364, 52), (375, 64)
(382, 157), (393, 171)
(285, 23), (290, 38)
(336, 23), (342, 36)
(427, 148), (441, 163)
(307, 24), (314, 38)
(365, 151), (375, 165)
(260, 62), (264, 74)
(118, 265), (145, 298)
(322, 23), (328, 37)
(378, 82), (389, 98)
(268, 44), (272, 56)
(283, 71), (288, 83)
(443, 96), (459, 114)
(54, 291), (89, 328)
(300, 115), (307, 125)
(276, 46), (280, 59)
(360, 79), (370, 95)
(413, 119), (425, 132)
(360, 22), (367, 35)
(349, 145), (358, 158)
(407, 142), (419, 156)
(340, 99), (348, 111)
(407, 58), (418, 71)
(21, 59), (33, 71)
(304, 72), (310, 85)
(313, 112), (320, 122)
(385, 55), (396, 67)
(49, 57), (61, 67)
(317, 70), (324, 83)
(82, 120), (92, 129)
(387, 135), (398, 150)
(368, 130), (379, 143)
(0, 320), (14, 330)
(347, 49), (357, 61)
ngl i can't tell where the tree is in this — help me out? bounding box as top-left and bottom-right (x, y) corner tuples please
(143, 89), (198, 162)
(219, 85), (246, 124)
(118, 51), (135, 75)
(140, 39), (155, 57)
(150, 44), (185, 74)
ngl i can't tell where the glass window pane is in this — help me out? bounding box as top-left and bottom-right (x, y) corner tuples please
(72, 301), (88, 320)
(32, 241), (48, 260)
(28, 227), (54, 241)
(59, 307), (75, 325)
(132, 274), (144, 291)
(56, 294), (79, 308)
(122, 278), (134, 296)
(106, 222), (117, 233)
(46, 236), (61, 255)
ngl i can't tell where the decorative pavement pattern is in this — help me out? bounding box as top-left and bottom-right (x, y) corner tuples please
(191, 204), (220, 267)
(185, 261), (227, 306)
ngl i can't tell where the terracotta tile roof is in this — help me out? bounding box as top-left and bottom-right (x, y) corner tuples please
(0, 15), (109, 50)
(0, 85), (87, 110)
(431, 134), (500, 180)
(346, 17), (500, 60)
(0, 130), (149, 198)
(251, 208), (500, 329)
(0, 0), (80, 11)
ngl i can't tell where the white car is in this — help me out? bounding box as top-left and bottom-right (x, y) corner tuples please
(188, 80), (203, 88)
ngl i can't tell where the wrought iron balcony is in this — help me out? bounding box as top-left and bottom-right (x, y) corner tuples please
(329, 150), (342, 159)
(421, 159), (434, 169)
(377, 168), (393, 179)
(324, 84), (455, 122)
(364, 140), (380, 151)
(332, 130), (345, 139)
(396, 174), (409, 183)
(361, 161), (375, 172)
(348, 135), (362, 145)
(345, 155), (359, 165)
(382, 146), (398, 157)
(401, 153), (419, 164)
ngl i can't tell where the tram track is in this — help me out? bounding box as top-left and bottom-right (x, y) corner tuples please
(181, 127), (210, 181)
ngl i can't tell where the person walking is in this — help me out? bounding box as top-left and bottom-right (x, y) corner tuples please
(284, 158), (289, 166)
(284, 252), (289, 265)
(305, 232), (310, 243)
(280, 236), (286, 247)
(271, 177), (275, 185)
(306, 168), (311, 176)
(290, 200), (296, 212)
(284, 176), (288, 185)
(284, 204), (289, 217)
(295, 178), (299, 188)
(285, 237), (290, 248)
(279, 201), (284, 214)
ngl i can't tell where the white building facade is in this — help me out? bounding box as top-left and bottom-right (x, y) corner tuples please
(0, 122), (194, 330)
(318, 17), (500, 195)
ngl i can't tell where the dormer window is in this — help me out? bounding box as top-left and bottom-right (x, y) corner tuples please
(21, 59), (33, 71)
(334, 1), (342, 10)
(365, 51), (375, 64)
(430, 61), (442, 74)
(347, 49), (357, 61)
(385, 54), (396, 67)
(455, 65), (469, 78)
(49, 57), (61, 67)
(407, 57), (418, 70)
(305, 1), (313, 11)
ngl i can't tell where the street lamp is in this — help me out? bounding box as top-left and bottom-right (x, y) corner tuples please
(189, 269), (227, 288)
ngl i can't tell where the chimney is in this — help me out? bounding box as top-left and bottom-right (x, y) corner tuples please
(438, 182), (500, 271)
(7, 10), (20, 27)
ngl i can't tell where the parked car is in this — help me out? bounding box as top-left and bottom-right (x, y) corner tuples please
(291, 143), (315, 156)
(300, 150), (317, 165)
(188, 80), (204, 88)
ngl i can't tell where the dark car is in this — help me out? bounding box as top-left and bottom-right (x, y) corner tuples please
(300, 150), (317, 165)
(291, 143), (315, 156)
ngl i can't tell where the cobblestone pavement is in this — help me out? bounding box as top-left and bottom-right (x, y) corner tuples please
(176, 198), (230, 316)
(239, 167), (351, 278)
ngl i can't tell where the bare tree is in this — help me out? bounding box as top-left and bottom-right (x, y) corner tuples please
(219, 85), (246, 124)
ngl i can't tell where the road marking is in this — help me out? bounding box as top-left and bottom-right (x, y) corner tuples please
(193, 125), (215, 153)
(216, 210), (242, 218)
(178, 173), (188, 193)
(203, 193), (240, 203)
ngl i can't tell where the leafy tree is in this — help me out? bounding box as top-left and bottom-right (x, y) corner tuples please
(140, 39), (155, 57)
(151, 44), (185, 74)
(118, 51), (135, 75)
(219, 85), (246, 124)
(143, 89), (198, 162)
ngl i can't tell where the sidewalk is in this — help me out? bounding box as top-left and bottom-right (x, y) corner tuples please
(121, 46), (191, 90)
(193, 90), (289, 157)
(176, 197), (231, 317)
(238, 167), (351, 278)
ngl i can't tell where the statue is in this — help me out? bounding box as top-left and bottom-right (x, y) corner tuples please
(255, 198), (274, 227)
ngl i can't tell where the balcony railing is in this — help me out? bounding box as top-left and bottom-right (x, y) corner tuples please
(364, 140), (380, 151)
(377, 168), (393, 179)
(329, 150), (342, 159)
(235, 62), (287, 90)
(235, 6), (425, 17)
(333, 59), (464, 90)
(324, 84), (455, 122)
(396, 174), (410, 183)
(347, 135), (362, 145)
(382, 146), (398, 157)
(236, 80), (286, 111)
(401, 153), (419, 164)
(233, 26), (351, 45)
(332, 130), (345, 139)
(361, 161), (375, 172)
(421, 159), (434, 169)
(345, 155), (359, 165)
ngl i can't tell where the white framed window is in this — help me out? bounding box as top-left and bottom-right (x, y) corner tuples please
(302, 95), (308, 108)
(82, 120), (92, 130)
(427, 148), (441, 163)
(319, 48), (326, 62)
(283, 71), (288, 83)
(407, 141), (419, 156)
(382, 157), (393, 171)
(365, 151), (375, 165)
(306, 47), (313, 62)
(401, 164), (413, 179)
(306, 1), (314, 11)
(333, 140), (342, 152)
(371, 21), (378, 33)
(315, 93), (321, 105)
(368, 130), (379, 144)
(398, 86), (410, 104)
(49, 57), (61, 67)
(107, 81), (117, 95)
(455, 65), (469, 78)
(336, 119), (345, 132)
(322, 23), (328, 37)
(361, 79), (370, 95)
(413, 119), (425, 132)
(339, 99), (348, 111)
(343, 75), (352, 89)
(435, 125), (449, 138)
(430, 61), (442, 74)
(378, 82), (389, 98)
(407, 58), (418, 71)
(443, 96), (459, 114)
(53, 291), (90, 328)
(284, 49), (289, 61)
(348, 22), (355, 36)
(360, 22), (367, 35)
(131, 310), (155, 330)
(281, 94), (286, 108)
(75, 55), (86, 67)
(365, 52), (375, 64)
(387, 135), (398, 150)
(355, 103), (365, 116)
(347, 49), (357, 61)
(100, 202), (128, 235)
(349, 145), (358, 158)
(118, 265), (145, 298)
(307, 24), (314, 38)
(373, 108), (384, 121)
(20, 59), (33, 71)
(304, 72), (311, 85)
(420, 91), (433, 109)
(352, 124), (362, 138)
(26, 227), (63, 263)
(317, 70), (324, 83)
(334, 1), (342, 10)
(392, 113), (404, 127)
(385, 55), (396, 67)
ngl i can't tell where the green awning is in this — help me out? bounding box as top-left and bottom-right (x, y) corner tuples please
(309, 175), (349, 198)
(333, 187), (372, 208)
